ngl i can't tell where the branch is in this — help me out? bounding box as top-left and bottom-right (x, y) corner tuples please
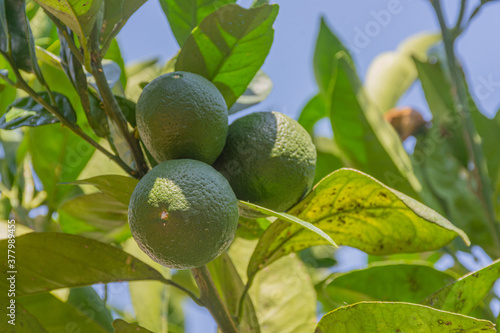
(431, 0), (500, 248)
(191, 266), (240, 333)
(89, 28), (149, 177)
(236, 277), (253, 324)
(453, 0), (468, 34)
(160, 277), (203, 307)
(0, 52), (136, 177)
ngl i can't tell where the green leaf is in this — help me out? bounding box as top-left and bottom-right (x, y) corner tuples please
(207, 253), (260, 333)
(229, 70), (272, 115)
(0, 58), (16, 116)
(318, 262), (456, 311)
(58, 192), (130, 243)
(365, 33), (440, 113)
(251, 0), (269, 7)
(159, 0), (236, 46)
(412, 135), (494, 253)
(228, 238), (317, 333)
(0, 92), (76, 130)
(176, 4), (278, 108)
(331, 56), (421, 196)
(64, 174), (138, 205)
(0, 297), (48, 333)
(115, 95), (137, 127)
(123, 238), (170, 333)
(0, 232), (164, 296)
(313, 17), (353, 97)
(313, 136), (344, 185)
(113, 319), (153, 333)
(247, 168), (469, 279)
(239, 201), (337, 247)
(0, 0), (43, 77)
(28, 124), (95, 208)
(34, 0), (103, 43)
(424, 259), (500, 315)
(100, 0), (147, 51)
(298, 94), (327, 134)
(19, 288), (113, 333)
(316, 302), (495, 333)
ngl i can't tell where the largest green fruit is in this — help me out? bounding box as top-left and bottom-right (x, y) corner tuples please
(214, 111), (317, 212)
(136, 71), (228, 164)
(128, 159), (239, 269)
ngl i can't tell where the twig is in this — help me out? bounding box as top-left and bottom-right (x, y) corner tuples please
(453, 0), (469, 34)
(191, 266), (240, 333)
(0, 52), (136, 177)
(160, 277), (203, 307)
(89, 27), (149, 177)
(236, 277), (253, 323)
(431, 0), (500, 248)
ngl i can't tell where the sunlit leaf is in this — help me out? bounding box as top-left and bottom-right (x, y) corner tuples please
(159, 0), (236, 46)
(176, 4), (278, 108)
(34, 0), (103, 43)
(247, 168), (469, 279)
(424, 259), (500, 315)
(316, 302), (495, 333)
(239, 201), (337, 247)
(100, 0), (147, 51)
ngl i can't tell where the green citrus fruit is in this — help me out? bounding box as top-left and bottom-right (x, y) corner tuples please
(214, 111), (317, 212)
(136, 71), (228, 164)
(128, 159), (239, 269)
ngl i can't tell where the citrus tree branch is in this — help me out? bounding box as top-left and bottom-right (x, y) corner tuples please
(431, 0), (500, 248)
(191, 266), (240, 333)
(89, 29), (149, 178)
(159, 277), (203, 307)
(0, 52), (136, 177)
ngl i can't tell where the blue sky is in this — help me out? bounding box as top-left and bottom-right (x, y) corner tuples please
(114, 1), (500, 331)
(118, 0), (500, 124)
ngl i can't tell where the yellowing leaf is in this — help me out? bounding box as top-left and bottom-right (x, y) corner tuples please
(316, 302), (495, 333)
(247, 168), (469, 279)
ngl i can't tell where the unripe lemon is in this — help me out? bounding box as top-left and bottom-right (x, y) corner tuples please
(136, 71), (228, 164)
(128, 159), (239, 269)
(214, 111), (316, 212)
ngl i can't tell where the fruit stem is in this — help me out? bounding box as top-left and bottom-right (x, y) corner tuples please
(191, 266), (240, 333)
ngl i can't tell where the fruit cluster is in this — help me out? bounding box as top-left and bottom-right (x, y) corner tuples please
(128, 71), (317, 269)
